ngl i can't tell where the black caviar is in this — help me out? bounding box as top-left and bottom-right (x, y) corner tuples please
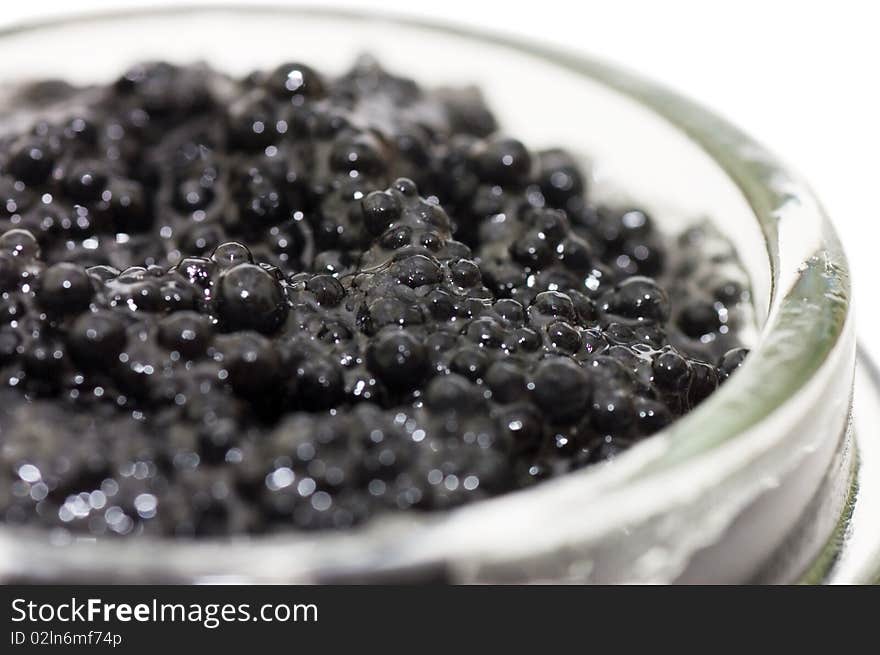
(0, 57), (750, 536)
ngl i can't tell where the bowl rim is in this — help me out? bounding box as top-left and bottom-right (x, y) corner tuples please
(0, 4), (854, 582)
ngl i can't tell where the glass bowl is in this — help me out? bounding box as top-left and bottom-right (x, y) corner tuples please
(0, 6), (859, 583)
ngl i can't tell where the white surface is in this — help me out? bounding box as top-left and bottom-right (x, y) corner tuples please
(2, 0), (877, 353)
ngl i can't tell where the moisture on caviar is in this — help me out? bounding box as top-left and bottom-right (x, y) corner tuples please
(0, 57), (750, 537)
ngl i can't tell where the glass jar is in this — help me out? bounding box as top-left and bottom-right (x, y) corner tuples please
(0, 6), (868, 584)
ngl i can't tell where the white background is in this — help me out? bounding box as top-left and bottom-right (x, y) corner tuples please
(2, 0), (878, 355)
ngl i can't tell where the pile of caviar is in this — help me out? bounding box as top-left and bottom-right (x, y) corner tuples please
(0, 58), (749, 537)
